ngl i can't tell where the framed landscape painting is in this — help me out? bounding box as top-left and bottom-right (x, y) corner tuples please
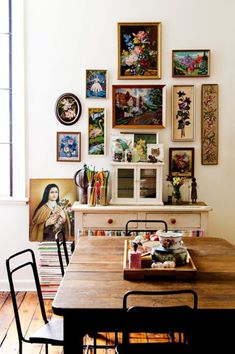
(172, 50), (210, 77)
(57, 132), (81, 162)
(88, 108), (105, 155)
(169, 147), (194, 178)
(172, 85), (195, 141)
(112, 85), (166, 129)
(118, 22), (162, 79)
(86, 69), (107, 98)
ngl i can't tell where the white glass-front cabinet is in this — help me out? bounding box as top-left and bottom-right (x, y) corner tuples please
(110, 162), (164, 205)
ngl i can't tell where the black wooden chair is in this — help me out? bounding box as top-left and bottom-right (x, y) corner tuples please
(55, 230), (70, 277)
(115, 289), (198, 354)
(6, 249), (64, 354)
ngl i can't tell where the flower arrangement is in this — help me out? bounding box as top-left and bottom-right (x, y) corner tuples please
(166, 175), (185, 204)
(59, 97), (77, 120)
(121, 29), (157, 76)
(60, 135), (78, 157)
(166, 175), (185, 187)
(176, 90), (191, 138)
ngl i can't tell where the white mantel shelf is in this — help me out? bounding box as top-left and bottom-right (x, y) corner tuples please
(72, 202), (212, 213)
(72, 202), (212, 238)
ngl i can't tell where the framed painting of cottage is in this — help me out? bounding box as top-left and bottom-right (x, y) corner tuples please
(55, 93), (82, 125)
(172, 85), (195, 141)
(88, 108), (105, 155)
(57, 132), (81, 162)
(169, 147), (194, 178)
(86, 69), (107, 98)
(201, 84), (219, 165)
(172, 50), (210, 77)
(112, 85), (166, 129)
(118, 22), (162, 79)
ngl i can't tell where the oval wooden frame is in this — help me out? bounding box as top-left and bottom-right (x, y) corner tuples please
(55, 93), (82, 125)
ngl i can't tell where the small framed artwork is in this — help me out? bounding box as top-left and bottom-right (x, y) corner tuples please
(147, 144), (164, 161)
(118, 22), (162, 79)
(201, 84), (219, 165)
(172, 85), (195, 141)
(121, 132), (158, 161)
(112, 85), (166, 129)
(86, 70), (107, 98)
(111, 134), (134, 161)
(57, 132), (81, 162)
(172, 50), (210, 77)
(169, 147), (194, 178)
(55, 93), (82, 125)
(88, 108), (105, 155)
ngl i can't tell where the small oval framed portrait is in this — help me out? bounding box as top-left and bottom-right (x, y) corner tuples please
(55, 93), (82, 125)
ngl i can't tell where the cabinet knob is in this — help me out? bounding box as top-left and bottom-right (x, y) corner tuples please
(107, 218), (113, 224)
(170, 218), (176, 224)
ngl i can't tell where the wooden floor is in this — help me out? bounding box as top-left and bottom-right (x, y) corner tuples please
(0, 291), (170, 354)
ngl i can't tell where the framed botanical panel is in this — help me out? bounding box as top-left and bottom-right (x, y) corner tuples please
(57, 132), (81, 162)
(55, 93), (82, 125)
(169, 147), (194, 178)
(172, 85), (195, 141)
(201, 84), (219, 165)
(86, 69), (107, 98)
(88, 108), (105, 155)
(112, 85), (166, 129)
(172, 50), (210, 77)
(118, 22), (162, 79)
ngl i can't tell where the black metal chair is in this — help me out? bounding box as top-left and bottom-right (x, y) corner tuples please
(125, 219), (168, 236)
(6, 249), (64, 354)
(115, 289), (198, 354)
(55, 230), (70, 277)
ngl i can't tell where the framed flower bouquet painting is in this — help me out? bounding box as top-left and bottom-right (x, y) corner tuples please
(57, 132), (81, 162)
(112, 85), (166, 129)
(118, 22), (162, 79)
(55, 93), (82, 125)
(172, 85), (195, 141)
(169, 147), (194, 178)
(172, 50), (210, 77)
(86, 69), (107, 98)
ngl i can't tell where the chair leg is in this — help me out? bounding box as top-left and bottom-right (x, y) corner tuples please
(19, 340), (22, 354)
(45, 343), (48, 354)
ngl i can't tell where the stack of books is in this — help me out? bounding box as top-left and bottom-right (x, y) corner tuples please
(38, 241), (72, 299)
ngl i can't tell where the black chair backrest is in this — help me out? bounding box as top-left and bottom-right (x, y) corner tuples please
(6, 249), (48, 344)
(125, 219), (168, 236)
(122, 289), (198, 343)
(55, 230), (69, 277)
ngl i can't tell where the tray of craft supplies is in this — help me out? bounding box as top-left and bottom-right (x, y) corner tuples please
(123, 238), (197, 280)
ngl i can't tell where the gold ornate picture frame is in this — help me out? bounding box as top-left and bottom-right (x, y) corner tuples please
(118, 22), (162, 80)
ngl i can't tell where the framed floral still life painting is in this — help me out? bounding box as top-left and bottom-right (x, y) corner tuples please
(172, 85), (195, 141)
(201, 84), (219, 165)
(172, 50), (210, 77)
(55, 93), (82, 125)
(118, 22), (162, 79)
(86, 70), (107, 98)
(88, 108), (105, 155)
(169, 147), (194, 178)
(57, 132), (81, 162)
(112, 85), (166, 129)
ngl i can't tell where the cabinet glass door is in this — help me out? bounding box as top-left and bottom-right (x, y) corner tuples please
(139, 168), (156, 199)
(117, 168), (134, 198)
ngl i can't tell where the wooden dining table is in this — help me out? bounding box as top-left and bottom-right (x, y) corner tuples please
(52, 236), (235, 353)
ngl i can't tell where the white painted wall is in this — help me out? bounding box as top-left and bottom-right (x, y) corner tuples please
(1, 0), (235, 289)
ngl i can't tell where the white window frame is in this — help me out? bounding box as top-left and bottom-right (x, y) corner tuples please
(0, 0), (26, 202)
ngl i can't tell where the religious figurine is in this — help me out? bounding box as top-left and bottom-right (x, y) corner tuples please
(191, 177), (198, 204)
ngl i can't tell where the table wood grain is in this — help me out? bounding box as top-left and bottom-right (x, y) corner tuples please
(53, 236), (235, 353)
